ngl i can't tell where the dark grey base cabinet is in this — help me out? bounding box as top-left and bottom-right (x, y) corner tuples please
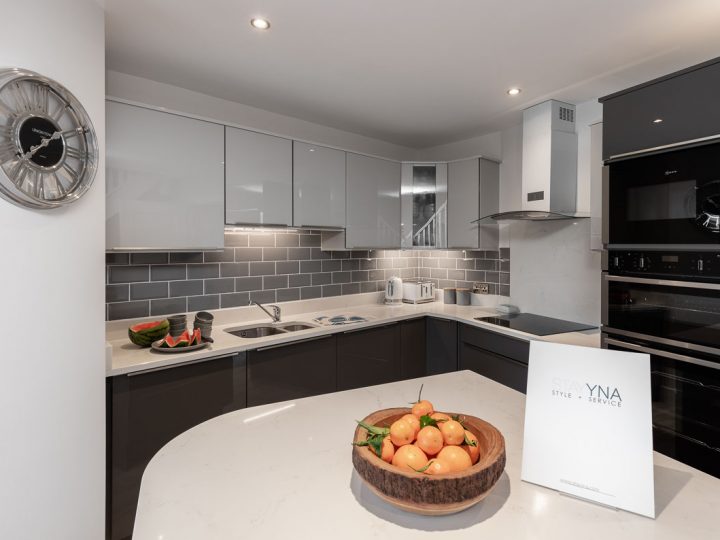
(247, 335), (337, 406)
(459, 324), (529, 393)
(426, 317), (458, 375)
(107, 353), (246, 540)
(337, 323), (402, 390)
(400, 318), (427, 380)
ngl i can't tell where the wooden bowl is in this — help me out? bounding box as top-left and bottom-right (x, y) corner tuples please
(352, 407), (506, 516)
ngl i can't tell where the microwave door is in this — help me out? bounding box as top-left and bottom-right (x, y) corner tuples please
(607, 141), (720, 247)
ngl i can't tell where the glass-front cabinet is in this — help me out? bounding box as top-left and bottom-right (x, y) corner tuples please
(401, 163), (447, 248)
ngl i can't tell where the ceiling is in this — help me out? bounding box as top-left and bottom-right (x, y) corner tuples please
(106, 0), (720, 149)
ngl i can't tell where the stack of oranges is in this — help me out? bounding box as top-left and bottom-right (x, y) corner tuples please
(356, 398), (480, 475)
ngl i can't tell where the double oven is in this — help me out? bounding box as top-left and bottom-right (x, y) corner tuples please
(602, 140), (720, 478)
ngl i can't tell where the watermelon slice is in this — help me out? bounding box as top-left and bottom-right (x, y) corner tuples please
(160, 335), (177, 348)
(173, 330), (191, 347)
(192, 328), (202, 346)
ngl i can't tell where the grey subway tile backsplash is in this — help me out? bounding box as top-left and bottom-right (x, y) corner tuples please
(249, 290), (276, 303)
(130, 281), (168, 301)
(150, 297), (187, 316)
(276, 288), (300, 302)
(105, 231), (510, 320)
(150, 264), (185, 281)
(250, 261), (275, 276)
(106, 284), (129, 303)
(108, 301), (149, 320)
(204, 278), (235, 294)
(235, 276), (263, 291)
(169, 252), (203, 264)
(109, 265), (149, 284)
(188, 294), (219, 311)
(289, 273), (312, 287)
(263, 275), (288, 289)
(204, 248), (235, 263)
(169, 280), (203, 297)
(248, 234), (275, 247)
(221, 292), (250, 308)
(220, 262), (249, 277)
(187, 264), (219, 279)
(131, 252), (168, 265)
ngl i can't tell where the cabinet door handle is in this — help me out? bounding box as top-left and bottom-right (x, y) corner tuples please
(343, 322), (397, 334)
(256, 334), (332, 352)
(126, 353), (233, 376)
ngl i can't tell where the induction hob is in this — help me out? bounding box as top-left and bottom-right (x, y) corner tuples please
(474, 313), (596, 336)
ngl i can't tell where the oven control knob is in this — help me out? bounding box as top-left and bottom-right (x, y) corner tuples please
(638, 256), (645, 269)
(698, 259), (704, 272)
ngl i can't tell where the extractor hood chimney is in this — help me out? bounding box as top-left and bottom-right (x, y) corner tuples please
(474, 100), (589, 223)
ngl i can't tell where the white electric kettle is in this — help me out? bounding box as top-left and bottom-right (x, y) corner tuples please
(385, 276), (403, 305)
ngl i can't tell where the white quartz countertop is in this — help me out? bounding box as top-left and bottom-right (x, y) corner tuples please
(107, 293), (600, 376)
(133, 371), (720, 540)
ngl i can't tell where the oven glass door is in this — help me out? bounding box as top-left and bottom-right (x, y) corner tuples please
(605, 276), (720, 352)
(604, 335), (720, 478)
(608, 141), (720, 246)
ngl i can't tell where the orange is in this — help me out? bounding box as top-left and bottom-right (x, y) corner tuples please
(401, 413), (421, 437)
(430, 412), (451, 423)
(415, 425), (444, 456)
(389, 419), (415, 446)
(439, 419), (465, 446)
(377, 435), (395, 463)
(412, 399), (434, 418)
(424, 459), (452, 475)
(437, 445), (472, 472)
(392, 444), (428, 472)
(462, 430), (480, 464)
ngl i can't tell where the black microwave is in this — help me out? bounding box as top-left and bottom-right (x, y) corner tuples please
(605, 140), (720, 249)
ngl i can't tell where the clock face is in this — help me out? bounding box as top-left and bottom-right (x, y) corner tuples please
(0, 68), (98, 209)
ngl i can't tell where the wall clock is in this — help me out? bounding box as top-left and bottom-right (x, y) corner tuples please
(0, 68), (98, 209)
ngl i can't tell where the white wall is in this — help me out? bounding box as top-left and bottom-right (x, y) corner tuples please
(0, 1), (105, 539)
(107, 70), (417, 162)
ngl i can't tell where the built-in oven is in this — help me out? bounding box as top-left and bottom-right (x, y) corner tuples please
(604, 140), (720, 249)
(602, 249), (720, 477)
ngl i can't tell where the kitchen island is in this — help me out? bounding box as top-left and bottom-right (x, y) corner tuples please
(132, 371), (719, 539)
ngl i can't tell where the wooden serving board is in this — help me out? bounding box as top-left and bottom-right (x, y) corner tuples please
(352, 407), (506, 516)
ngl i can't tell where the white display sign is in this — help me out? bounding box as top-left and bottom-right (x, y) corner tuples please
(521, 341), (655, 518)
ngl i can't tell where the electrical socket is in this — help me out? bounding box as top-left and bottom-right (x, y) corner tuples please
(473, 282), (490, 294)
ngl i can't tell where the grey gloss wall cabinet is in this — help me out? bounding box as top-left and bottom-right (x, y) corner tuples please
(106, 101), (225, 250)
(107, 353), (246, 540)
(447, 158), (499, 249)
(225, 127), (293, 226)
(600, 59), (720, 160)
(345, 153), (401, 248)
(293, 142), (346, 228)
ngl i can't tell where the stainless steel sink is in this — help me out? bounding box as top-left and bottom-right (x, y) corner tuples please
(226, 326), (287, 338)
(225, 321), (318, 338)
(279, 323), (317, 332)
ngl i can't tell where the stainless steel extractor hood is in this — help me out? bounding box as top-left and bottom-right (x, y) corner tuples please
(474, 100), (589, 224)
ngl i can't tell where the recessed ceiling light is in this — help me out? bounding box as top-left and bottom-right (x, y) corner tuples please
(507, 88), (521, 96)
(653, 118), (663, 123)
(250, 17), (270, 30)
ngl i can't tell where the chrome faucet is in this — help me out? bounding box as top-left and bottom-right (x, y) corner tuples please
(250, 300), (281, 323)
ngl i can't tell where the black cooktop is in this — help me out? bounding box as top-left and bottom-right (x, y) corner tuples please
(474, 313), (597, 336)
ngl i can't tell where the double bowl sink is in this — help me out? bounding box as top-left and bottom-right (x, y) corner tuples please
(225, 321), (318, 339)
